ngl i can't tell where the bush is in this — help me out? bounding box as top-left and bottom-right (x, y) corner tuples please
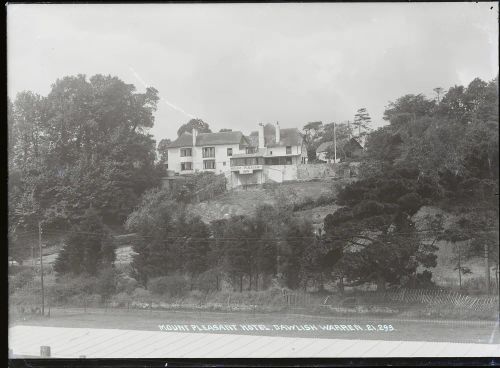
(95, 268), (117, 300)
(49, 274), (99, 304)
(194, 270), (219, 293)
(148, 275), (189, 297)
(131, 287), (152, 302)
(111, 292), (131, 307)
(397, 192), (423, 215)
(9, 269), (35, 291)
(116, 273), (138, 294)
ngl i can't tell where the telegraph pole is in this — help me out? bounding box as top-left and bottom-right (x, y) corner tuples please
(39, 221), (44, 316)
(333, 122), (337, 163)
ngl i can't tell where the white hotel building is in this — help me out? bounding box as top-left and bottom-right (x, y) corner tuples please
(164, 123), (308, 187)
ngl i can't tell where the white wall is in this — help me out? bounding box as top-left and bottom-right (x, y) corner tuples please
(168, 143), (245, 175)
(266, 144), (301, 157)
(263, 165), (298, 183)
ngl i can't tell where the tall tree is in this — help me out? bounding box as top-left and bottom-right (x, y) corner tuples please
(8, 74), (162, 237)
(302, 121), (323, 161)
(353, 108), (372, 137)
(433, 87), (445, 103)
(54, 208), (115, 276)
(177, 118), (211, 137)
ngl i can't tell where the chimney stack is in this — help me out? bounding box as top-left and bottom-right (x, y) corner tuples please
(275, 121), (280, 144)
(192, 128), (198, 146)
(258, 123), (265, 149)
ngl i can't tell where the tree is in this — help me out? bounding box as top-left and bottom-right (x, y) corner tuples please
(324, 164), (441, 291)
(54, 209), (115, 276)
(337, 75), (499, 292)
(433, 87), (445, 103)
(302, 121), (323, 161)
(353, 108), (372, 137)
(125, 187), (184, 285)
(303, 121), (323, 142)
(282, 217), (314, 289)
(323, 123), (357, 162)
(383, 94), (436, 128)
(177, 118), (211, 137)
(8, 74), (162, 238)
(157, 138), (171, 164)
(182, 216), (211, 281)
(214, 216), (253, 292)
(451, 212), (499, 294)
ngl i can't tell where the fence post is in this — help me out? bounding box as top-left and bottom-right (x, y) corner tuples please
(40, 346), (51, 357)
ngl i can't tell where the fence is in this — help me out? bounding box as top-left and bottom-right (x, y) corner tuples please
(383, 288), (499, 311)
(280, 288), (499, 314)
(10, 282), (499, 321)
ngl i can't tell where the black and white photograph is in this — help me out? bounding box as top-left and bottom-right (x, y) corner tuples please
(6, 2), (500, 362)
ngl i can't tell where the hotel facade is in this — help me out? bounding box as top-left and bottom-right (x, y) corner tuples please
(164, 122), (308, 187)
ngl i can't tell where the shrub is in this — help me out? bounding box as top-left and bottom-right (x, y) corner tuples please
(116, 273), (138, 294)
(95, 268), (117, 300)
(194, 270), (219, 293)
(131, 287), (152, 302)
(148, 275), (189, 297)
(111, 292), (132, 307)
(49, 274), (99, 304)
(9, 269), (35, 291)
(397, 192), (423, 215)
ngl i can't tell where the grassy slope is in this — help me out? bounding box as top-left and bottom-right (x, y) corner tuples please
(187, 179), (339, 223)
(15, 180), (497, 293)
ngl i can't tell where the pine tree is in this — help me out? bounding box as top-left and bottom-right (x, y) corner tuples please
(353, 108), (372, 137)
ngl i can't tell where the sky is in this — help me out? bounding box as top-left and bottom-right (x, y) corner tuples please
(7, 3), (499, 143)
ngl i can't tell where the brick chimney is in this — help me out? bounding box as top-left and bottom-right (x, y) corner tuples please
(258, 123), (265, 149)
(275, 121), (280, 144)
(192, 128), (197, 146)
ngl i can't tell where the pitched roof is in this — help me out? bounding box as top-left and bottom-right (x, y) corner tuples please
(263, 124), (304, 147)
(166, 131), (250, 148)
(345, 137), (363, 150)
(165, 132), (193, 148)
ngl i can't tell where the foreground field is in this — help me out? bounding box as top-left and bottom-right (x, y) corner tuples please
(9, 324), (500, 358)
(9, 307), (499, 344)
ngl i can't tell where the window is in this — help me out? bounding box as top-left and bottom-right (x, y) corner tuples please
(227, 148), (233, 156)
(203, 147), (215, 158)
(246, 147), (256, 154)
(231, 158), (243, 166)
(180, 148), (192, 157)
(245, 157), (258, 165)
(286, 146), (292, 154)
(181, 162), (192, 171)
(269, 151), (273, 155)
(223, 162), (226, 166)
(265, 157), (279, 165)
(204, 160), (216, 169)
